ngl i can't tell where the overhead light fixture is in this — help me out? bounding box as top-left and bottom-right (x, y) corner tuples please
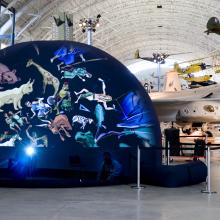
(157, 5), (162, 8)
(78, 14), (101, 33)
(153, 53), (167, 64)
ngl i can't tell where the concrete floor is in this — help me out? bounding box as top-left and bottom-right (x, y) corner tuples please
(0, 159), (220, 220)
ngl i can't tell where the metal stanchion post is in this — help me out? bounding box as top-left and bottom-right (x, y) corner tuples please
(201, 145), (217, 194)
(167, 142), (170, 165)
(131, 145), (145, 189)
(162, 136), (166, 165)
(205, 135), (208, 166)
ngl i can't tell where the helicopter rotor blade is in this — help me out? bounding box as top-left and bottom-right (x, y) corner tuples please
(168, 52), (193, 57)
(139, 57), (155, 62)
(141, 51), (193, 63)
(178, 54), (220, 64)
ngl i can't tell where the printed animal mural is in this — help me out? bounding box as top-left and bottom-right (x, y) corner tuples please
(0, 42), (157, 152)
(38, 114), (72, 141)
(72, 115), (93, 129)
(26, 59), (60, 96)
(0, 79), (34, 111)
(26, 125), (48, 147)
(25, 98), (51, 118)
(74, 78), (115, 110)
(61, 67), (92, 81)
(8, 111), (29, 127)
(95, 92), (156, 146)
(75, 131), (98, 148)
(0, 41), (207, 188)
(0, 63), (20, 85)
(50, 46), (86, 70)
(0, 134), (22, 147)
(0, 131), (11, 142)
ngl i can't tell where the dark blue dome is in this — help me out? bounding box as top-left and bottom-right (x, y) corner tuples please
(0, 41), (162, 186)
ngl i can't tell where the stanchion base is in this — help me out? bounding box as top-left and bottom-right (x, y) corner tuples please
(131, 185), (145, 189)
(201, 190), (217, 194)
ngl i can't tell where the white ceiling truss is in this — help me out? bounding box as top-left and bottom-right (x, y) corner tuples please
(0, 0), (220, 63)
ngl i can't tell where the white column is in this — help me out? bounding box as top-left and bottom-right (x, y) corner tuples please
(157, 62), (161, 92)
(87, 27), (92, 45)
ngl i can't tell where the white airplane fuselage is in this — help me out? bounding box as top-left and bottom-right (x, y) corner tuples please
(176, 101), (220, 123)
(127, 60), (220, 124)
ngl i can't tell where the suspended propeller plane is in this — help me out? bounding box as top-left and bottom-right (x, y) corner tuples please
(134, 49), (192, 64)
(127, 50), (220, 132)
(205, 17), (220, 35)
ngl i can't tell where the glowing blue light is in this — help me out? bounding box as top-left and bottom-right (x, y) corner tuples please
(25, 146), (36, 157)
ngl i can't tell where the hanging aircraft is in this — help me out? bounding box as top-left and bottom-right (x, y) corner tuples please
(174, 54), (220, 74)
(175, 63), (220, 75)
(180, 75), (212, 83)
(173, 54), (220, 86)
(149, 71), (220, 101)
(205, 17), (220, 35)
(176, 101), (220, 123)
(126, 54), (220, 136)
(134, 49), (192, 64)
(149, 70), (220, 124)
(126, 56), (220, 93)
(174, 62), (209, 75)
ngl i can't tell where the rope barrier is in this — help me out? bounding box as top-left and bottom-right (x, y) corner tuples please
(161, 135), (217, 195)
(201, 145), (217, 195)
(179, 135), (206, 138)
(130, 136), (219, 194)
(143, 145), (220, 151)
(209, 147), (220, 150)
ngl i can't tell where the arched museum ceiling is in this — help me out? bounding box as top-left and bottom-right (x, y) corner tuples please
(1, 0), (220, 63)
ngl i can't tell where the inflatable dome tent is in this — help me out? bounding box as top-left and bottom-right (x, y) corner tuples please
(0, 41), (206, 187)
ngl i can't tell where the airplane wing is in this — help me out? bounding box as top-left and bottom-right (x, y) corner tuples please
(149, 83), (220, 102)
(151, 101), (191, 122)
(152, 97), (220, 123)
(156, 95), (220, 102)
(149, 92), (214, 102)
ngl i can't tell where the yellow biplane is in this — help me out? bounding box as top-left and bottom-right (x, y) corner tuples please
(174, 54), (220, 83)
(174, 54), (220, 75)
(174, 62), (208, 75)
(181, 75), (212, 83)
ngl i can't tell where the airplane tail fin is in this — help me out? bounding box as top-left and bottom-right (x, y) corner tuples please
(163, 70), (182, 92)
(174, 62), (182, 73)
(134, 49), (140, 59)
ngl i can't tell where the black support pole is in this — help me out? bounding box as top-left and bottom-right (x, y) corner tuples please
(11, 7), (16, 45)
